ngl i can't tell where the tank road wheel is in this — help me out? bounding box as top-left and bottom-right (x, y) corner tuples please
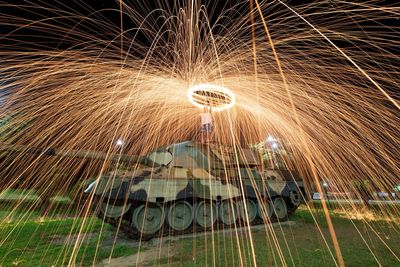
(195, 201), (217, 228)
(132, 203), (165, 235)
(256, 200), (273, 222)
(218, 199), (239, 226)
(273, 198), (288, 221)
(238, 199), (257, 224)
(167, 201), (193, 231)
(100, 201), (131, 219)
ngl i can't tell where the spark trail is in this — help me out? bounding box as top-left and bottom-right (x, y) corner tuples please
(0, 1), (399, 266)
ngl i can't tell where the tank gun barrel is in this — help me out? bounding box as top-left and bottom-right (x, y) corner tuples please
(0, 142), (159, 166)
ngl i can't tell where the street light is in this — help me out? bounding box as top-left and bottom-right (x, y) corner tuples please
(116, 139), (124, 147)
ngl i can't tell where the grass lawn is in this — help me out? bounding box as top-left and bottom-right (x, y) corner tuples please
(153, 208), (400, 267)
(0, 189), (71, 203)
(0, 208), (137, 267)
(0, 205), (399, 266)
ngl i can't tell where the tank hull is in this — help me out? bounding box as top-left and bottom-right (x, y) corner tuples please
(87, 168), (306, 239)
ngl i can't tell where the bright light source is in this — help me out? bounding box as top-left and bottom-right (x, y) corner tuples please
(323, 182), (328, 187)
(271, 142), (278, 149)
(187, 83), (235, 112)
(266, 135), (276, 142)
(116, 139), (124, 147)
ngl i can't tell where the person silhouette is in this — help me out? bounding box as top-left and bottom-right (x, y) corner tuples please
(200, 106), (212, 143)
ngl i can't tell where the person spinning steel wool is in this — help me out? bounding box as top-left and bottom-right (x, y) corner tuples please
(188, 83), (236, 143)
(200, 106), (213, 143)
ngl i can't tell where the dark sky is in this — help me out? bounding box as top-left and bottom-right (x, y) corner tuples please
(0, 1), (398, 97)
(1, 0), (398, 50)
(0, 0), (248, 49)
(0, 1), (398, 119)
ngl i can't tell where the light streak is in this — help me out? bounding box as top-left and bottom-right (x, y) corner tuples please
(187, 83), (236, 111)
(0, 1), (398, 266)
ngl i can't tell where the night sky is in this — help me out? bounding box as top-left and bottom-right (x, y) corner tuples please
(0, 1), (398, 99)
(1, 1), (398, 49)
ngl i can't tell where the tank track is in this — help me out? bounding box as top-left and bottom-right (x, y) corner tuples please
(100, 202), (296, 241)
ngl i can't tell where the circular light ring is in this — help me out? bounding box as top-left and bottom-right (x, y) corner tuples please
(187, 83), (236, 112)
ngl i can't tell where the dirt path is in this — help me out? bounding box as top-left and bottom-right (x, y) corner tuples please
(97, 243), (175, 267)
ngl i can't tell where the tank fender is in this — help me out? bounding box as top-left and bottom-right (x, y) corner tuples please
(129, 189), (148, 202)
(176, 183), (195, 200)
(243, 185), (257, 198)
(102, 181), (131, 200)
(265, 190), (278, 198)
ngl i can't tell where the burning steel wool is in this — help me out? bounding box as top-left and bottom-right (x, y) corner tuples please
(0, 0), (399, 266)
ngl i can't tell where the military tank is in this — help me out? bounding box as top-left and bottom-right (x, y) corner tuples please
(85, 141), (306, 239)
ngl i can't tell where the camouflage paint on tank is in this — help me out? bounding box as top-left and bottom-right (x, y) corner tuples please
(130, 178), (189, 202)
(264, 170), (287, 194)
(87, 140), (306, 219)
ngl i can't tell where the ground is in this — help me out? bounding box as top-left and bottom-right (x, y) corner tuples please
(1, 201), (399, 267)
